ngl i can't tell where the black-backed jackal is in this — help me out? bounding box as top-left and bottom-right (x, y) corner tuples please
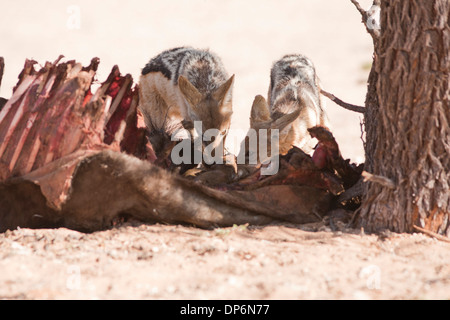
(139, 47), (235, 158)
(250, 54), (330, 157)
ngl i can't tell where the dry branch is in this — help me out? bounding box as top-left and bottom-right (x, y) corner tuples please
(362, 170), (395, 189)
(413, 225), (450, 243)
(350, 0), (381, 40)
(320, 89), (365, 114)
(0, 57), (7, 124)
(0, 57), (4, 89)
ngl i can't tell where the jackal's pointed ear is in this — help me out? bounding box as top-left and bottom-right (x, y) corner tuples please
(250, 95), (271, 128)
(213, 74), (234, 114)
(270, 109), (300, 131)
(178, 75), (202, 108)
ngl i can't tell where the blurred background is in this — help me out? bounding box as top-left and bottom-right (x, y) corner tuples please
(0, 0), (374, 162)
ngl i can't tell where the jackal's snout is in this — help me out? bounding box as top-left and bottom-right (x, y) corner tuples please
(178, 73), (234, 153)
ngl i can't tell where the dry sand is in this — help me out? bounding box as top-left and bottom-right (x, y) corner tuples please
(1, 0), (449, 300)
(0, 223), (449, 299)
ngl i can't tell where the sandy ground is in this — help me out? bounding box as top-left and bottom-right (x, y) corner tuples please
(0, 223), (449, 300)
(1, 1), (449, 300)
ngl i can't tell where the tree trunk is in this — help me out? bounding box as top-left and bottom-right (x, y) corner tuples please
(358, 0), (450, 235)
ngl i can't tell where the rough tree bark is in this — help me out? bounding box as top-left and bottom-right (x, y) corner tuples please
(356, 0), (450, 235)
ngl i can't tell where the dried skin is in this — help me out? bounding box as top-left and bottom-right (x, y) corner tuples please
(0, 57), (361, 233)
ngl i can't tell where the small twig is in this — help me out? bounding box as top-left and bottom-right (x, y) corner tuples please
(350, 0), (367, 17)
(361, 170), (395, 189)
(359, 117), (366, 146)
(0, 57), (4, 89)
(0, 58), (5, 111)
(350, 0), (380, 40)
(320, 89), (365, 114)
(413, 225), (450, 243)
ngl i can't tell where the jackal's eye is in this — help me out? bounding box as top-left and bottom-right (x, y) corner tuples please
(221, 129), (228, 136)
